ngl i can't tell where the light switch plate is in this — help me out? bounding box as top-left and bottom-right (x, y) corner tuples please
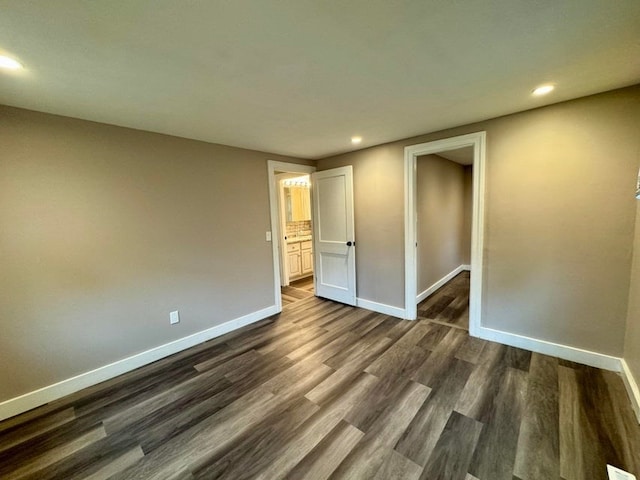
(607, 465), (636, 480)
(266, 231), (272, 242)
(170, 310), (180, 325)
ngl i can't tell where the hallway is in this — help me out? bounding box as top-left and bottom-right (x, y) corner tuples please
(418, 271), (470, 330)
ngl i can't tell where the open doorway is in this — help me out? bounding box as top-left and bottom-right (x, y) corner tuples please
(278, 173), (314, 305)
(404, 132), (486, 337)
(267, 161), (316, 311)
(415, 149), (473, 329)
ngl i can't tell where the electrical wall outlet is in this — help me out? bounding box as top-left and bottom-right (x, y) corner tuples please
(170, 310), (180, 325)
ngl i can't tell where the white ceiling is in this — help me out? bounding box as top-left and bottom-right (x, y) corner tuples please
(1, 1), (639, 159)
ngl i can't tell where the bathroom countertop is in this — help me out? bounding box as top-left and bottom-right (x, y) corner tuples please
(286, 235), (313, 243)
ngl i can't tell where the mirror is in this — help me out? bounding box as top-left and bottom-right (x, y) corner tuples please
(285, 185), (311, 222)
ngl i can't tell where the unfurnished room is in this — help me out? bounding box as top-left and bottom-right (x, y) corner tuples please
(1, 1), (640, 479)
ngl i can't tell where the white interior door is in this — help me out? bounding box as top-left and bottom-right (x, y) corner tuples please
(312, 166), (356, 305)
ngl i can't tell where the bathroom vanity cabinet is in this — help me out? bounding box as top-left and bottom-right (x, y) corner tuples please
(287, 239), (313, 279)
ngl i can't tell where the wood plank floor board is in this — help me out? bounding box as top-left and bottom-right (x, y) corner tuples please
(602, 370), (640, 475)
(320, 306), (376, 332)
(435, 294), (470, 329)
(0, 415), (106, 472)
(396, 357), (475, 467)
(559, 365), (589, 480)
(455, 335), (488, 364)
(455, 342), (510, 423)
(381, 317), (416, 340)
(418, 272), (470, 329)
(420, 294), (456, 318)
(255, 325), (328, 357)
(323, 331), (393, 371)
(559, 363), (640, 480)
(261, 357), (334, 400)
(294, 304), (356, 330)
(252, 372), (380, 480)
(110, 387), (284, 480)
(344, 373), (415, 434)
(289, 302), (345, 328)
(513, 353), (560, 480)
(105, 373), (234, 444)
(362, 315), (406, 340)
(373, 450), (423, 480)
(393, 320), (435, 347)
(222, 320), (326, 358)
(2, 272), (639, 479)
(0, 403), (69, 435)
(194, 346), (262, 373)
(505, 345), (533, 372)
(102, 350), (260, 434)
(348, 311), (392, 338)
(412, 350), (468, 389)
(82, 445), (145, 480)
(128, 355), (297, 455)
(191, 396), (320, 480)
(329, 380), (431, 479)
(283, 420), (364, 480)
(0, 407), (76, 454)
(62, 358), (204, 422)
(574, 367), (632, 472)
(468, 367), (528, 480)
(421, 411), (483, 480)
(364, 343), (430, 381)
(294, 332), (361, 367)
(290, 276), (315, 291)
(285, 313), (369, 362)
(429, 325), (468, 356)
(0, 424), (107, 480)
(307, 336), (394, 406)
(417, 323), (453, 351)
(17, 431), (142, 480)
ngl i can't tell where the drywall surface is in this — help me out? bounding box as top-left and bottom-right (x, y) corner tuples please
(317, 144), (406, 308)
(625, 203), (640, 392)
(462, 166), (473, 265)
(417, 155), (467, 292)
(318, 85), (640, 355)
(0, 105), (309, 402)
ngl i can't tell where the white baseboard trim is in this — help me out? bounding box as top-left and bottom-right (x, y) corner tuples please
(356, 298), (405, 319)
(0, 305), (279, 422)
(416, 264), (466, 303)
(475, 325), (622, 372)
(621, 359), (640, 424)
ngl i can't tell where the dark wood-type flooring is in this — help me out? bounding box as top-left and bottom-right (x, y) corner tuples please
(418, 271), (470, 330)
(281, 276), (315, 306)
(1, 276), (639, 479)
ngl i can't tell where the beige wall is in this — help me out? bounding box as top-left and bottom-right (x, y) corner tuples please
(0, 105), (309, 402)
(317, 144), (406, 308)
(318, 85), (640, 356)
(462, 166), (473, 265)
(417, 154), (468, 292)
(625, 203), (640, 395)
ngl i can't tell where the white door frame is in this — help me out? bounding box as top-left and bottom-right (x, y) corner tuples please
(404, 131), (486, 336)
(268, 160), (316, 312)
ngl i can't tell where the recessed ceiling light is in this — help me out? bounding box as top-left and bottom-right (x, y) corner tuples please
(0, 55), (23, 70)
(532, 84), (554, 96)
(351, 136), (362, 145)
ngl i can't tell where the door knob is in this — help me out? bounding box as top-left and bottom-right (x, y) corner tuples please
(346, 241), (354, 246)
